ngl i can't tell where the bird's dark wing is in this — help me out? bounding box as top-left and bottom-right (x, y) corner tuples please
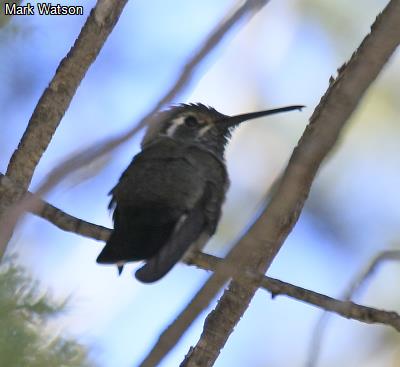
(97, 141), (228, 281)
(97, 202), (181, 263)
(98, 144), (206, 267)
(135, 184), (213, 283)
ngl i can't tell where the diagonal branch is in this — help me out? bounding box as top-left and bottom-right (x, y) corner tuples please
(181, 1), (400, 366)
(0, 0), (128, 256)
(6, 0), (128, 190)
(4, 1), (399, 366)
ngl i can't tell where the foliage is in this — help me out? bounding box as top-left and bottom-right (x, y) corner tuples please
(0, 257), (96, 367)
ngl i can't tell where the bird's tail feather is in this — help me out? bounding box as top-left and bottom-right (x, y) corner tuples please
(97, 232), (130, 264)
(135, 209), (206, 283)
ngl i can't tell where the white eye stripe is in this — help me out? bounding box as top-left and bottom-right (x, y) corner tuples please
(197, 124), (213, 138)
(166, 116), (185, 136)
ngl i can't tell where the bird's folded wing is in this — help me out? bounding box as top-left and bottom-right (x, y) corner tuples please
(135, 202), (208, 283)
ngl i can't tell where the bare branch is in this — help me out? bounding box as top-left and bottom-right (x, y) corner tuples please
(306, 249), (400, 367)
(181, 1), (400, 366)
(0, 0), (127, 255)
(4, 1), (399, 365)
(0, 173), (110, 242)
(189, 252), (400, 332)
(4, 173), (400, 361)
(6, 0), (128, 189)
(40, 203), (111, 242)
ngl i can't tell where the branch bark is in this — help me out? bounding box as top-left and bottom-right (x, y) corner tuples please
(3, 1), (399, 366)
(181, 1), (400, 366)
(189, 252), (400, 332)
(6, 0), (128, 190)
(0, 0), (128, 256)
(0, 173), (110, 242)
(4, 172), (400, 336)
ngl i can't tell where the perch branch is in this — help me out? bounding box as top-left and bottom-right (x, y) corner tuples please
(0, 173), (110, 241)
(189, 252), (400, 331)
(3, 173), (400, 359)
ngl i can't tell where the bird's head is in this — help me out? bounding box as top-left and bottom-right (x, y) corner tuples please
(142, 103), (303, 158)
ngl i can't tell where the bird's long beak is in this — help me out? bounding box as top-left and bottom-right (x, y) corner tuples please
(218, 105), (304, 129)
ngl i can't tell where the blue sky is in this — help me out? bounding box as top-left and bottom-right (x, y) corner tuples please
(1, 0), (400, 366)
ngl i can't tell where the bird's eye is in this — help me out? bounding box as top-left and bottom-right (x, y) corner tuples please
(184, 115), (198, 127)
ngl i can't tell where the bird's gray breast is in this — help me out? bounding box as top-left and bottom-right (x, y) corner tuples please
(113, 138), (228, 212)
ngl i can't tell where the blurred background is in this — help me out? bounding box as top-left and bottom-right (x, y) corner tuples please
(1, 0), (400, 366)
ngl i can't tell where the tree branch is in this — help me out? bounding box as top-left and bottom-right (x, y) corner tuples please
(6, 0), (128, 190)
(0, 0), (128, 256)
(3, 173), (400, 362)
(4, 1), (399, 366)
(188, 252), (400, 332)
(0, 173), (110, 242)
(181, 1), (400, 366)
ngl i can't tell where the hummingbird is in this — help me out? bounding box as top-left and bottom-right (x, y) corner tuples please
(97, 103), (303, 282)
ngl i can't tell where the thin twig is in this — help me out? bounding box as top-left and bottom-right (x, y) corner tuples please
(306, 249), (400, 367)
(0, 173), (111, 242)
(189, 252), (400, 331)
(181, 1), (400, 366)
(4, 174), (400, 360)
(344, 250), (400, 299)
